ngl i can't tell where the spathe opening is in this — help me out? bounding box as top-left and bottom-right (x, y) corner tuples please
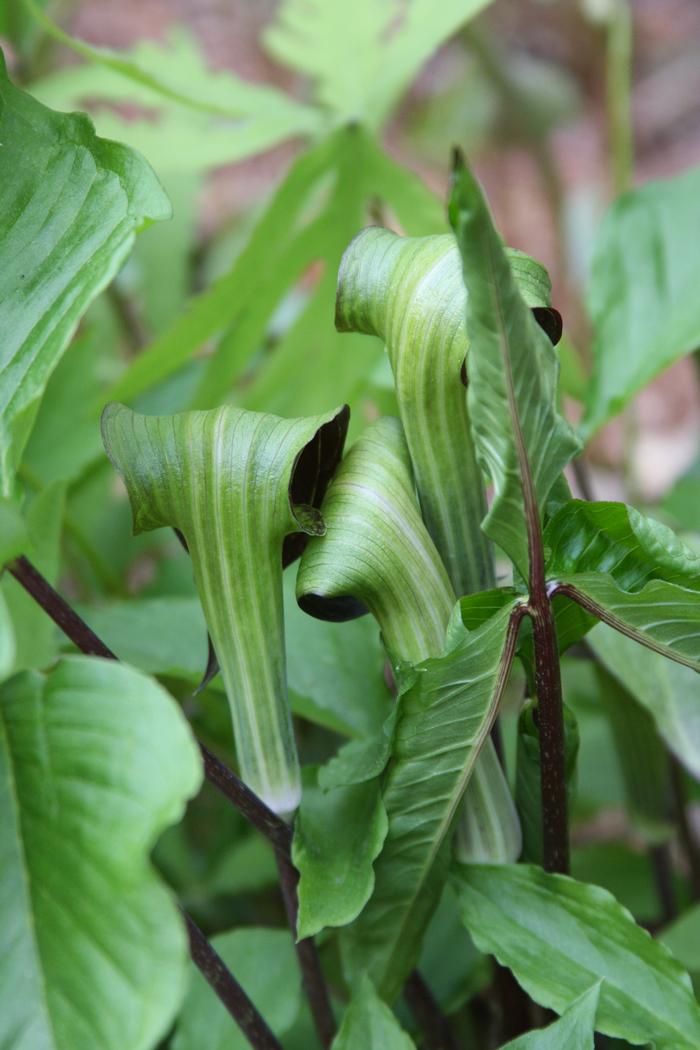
(297, 589), (369, 623)
(283, 404), (350, 567)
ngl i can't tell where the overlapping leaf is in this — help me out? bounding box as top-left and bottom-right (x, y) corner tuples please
(502, 982), (600, 1049)
(331, 975), (416, 1050)
(0, 656), (202, 1050)
(453, 864), (700, 1048)
(0, 51), (170, 494)
(449, 156), (580, 578)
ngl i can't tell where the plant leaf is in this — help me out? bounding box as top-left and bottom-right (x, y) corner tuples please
(449, 155), (581, 578)
(343, 602), (523, 1002)
(264, 0), (493, 132)
(453, 863), (700, 1048)
(101, 401), (348, 814)
(293, 767), (388, 939)
(0, 50), (170, 494)
(0, 655), (203, 1050)
(172, 927), (302, 1050)
(582, 164), (700, 436)
(501, 982), (601, 1049)
(331, 975), (416, 1050)
(588, 622), (700, 781)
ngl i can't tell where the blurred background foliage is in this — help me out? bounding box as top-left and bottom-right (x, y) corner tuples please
(2, 0), (700, 1042)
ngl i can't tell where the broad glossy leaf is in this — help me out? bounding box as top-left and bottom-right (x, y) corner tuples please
(0, 655), (203, 1050)
(449, 156), (580, 578)
(172, 928), (301, 1050)
(0, 52), (170, 494)
(545, 499), (700, 669)
(589, 623), (700, 780)
(336, 228), (558, 593)
(344, 602), (523, 1001)
(453, 863), (700, 1048)
(501, 982), (600, 1049)
(331, 975), (415, 1050)
(293, 767), (388, 939)
(583, 165), (700, 436)
(102, 401), (348, 814)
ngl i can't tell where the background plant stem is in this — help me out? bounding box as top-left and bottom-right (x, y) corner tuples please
(606, 0), (634, 198)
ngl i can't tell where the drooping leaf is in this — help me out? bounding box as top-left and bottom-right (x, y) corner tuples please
(501, 982), (601, 1049)
(660, 905), (700, 981)
(331, 975), (416, 1050)
(264, 0), (493, 131)
(0, 655), (203, 1050)
(449, 155), (580, 578)
(0, 50), (170, 494)
(582, 164), (700, 436)
(101, 400), (348, 814)
(454, 864), (700, 1048)
(588, 622), (700, 780)
(293, 767), (388, 939)
(343, 602), (523, 1002)
(172, 928), (302, 1050)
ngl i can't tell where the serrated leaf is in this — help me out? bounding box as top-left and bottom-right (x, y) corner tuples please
(172, 927), (302, 1050)
(331, 975), (416, 1050)
(453, 863), (700, 1048)
(344, 602), (522, 1001)
(293, 767), (388, 939)
(588, 622), (700, 780)
(501, 982), (600, 1049)
(102, 401), (348, 813)
(0, 655), (203, 1050)
(0, 50), (170, 494)
(582, 165), (700, 436)
(449, 156), (581, 578)
(264, 0), (493, 131)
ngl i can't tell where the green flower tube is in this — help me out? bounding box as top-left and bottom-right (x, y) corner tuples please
(297, 416), (521, 862)
(102, 401), (348, 815)
(335, 227), (560, 598)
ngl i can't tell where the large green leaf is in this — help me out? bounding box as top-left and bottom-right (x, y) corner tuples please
(454, 864), (700, 1048)
(0, 51), (170, 494)
(449, 156), (580, 578)
(101, 401), (348, 814)
(589, 623), (700, 780)
(582, 165), (700, 436)
(501, 982), (600, 1049)
(264, 0), (493, 130)
(344, 601), (523, 1002)
(545, 499), (700, 667)
(331, 975), (416, 1050)
(293, 767), (388, 939)
(0, 655), (202, 1050)
(172, 928), (301, 1050)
